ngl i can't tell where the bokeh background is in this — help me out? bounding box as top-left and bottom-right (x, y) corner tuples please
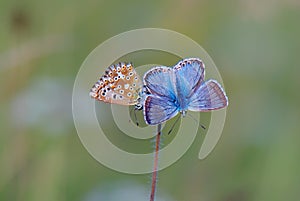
(1, 0), (300, 201)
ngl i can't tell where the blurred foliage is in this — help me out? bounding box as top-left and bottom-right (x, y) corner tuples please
(1, 0), (300, 201)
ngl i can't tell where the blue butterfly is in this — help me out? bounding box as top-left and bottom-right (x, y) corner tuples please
(142, 58), (228, 125)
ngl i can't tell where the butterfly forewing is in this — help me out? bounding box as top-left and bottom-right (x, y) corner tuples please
(174, 58), (205, 95)
(90, 62), (143, 105)
(143, 66), (176, 99)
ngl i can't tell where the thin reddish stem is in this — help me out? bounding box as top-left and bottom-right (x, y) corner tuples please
(150, 124), (162, 201)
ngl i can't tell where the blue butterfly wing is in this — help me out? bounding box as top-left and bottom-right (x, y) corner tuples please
(143, 95), (178, 125)
(173, 58), (205, 110)
(174, 58), (205, 95)
(143, 66), (176, 99)
(188, 79), (228, 111)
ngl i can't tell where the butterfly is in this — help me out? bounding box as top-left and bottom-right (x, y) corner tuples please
(90, 58), (228, 126)
(89, 62), (144, 109)
(142, 58), (228, 125)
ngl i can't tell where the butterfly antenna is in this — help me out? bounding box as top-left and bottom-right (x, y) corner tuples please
(133, 108), (139, 126)
(187, 113), (206, 130)
(150, 124), (161, 201)
(167, 115), (181, 135)
(129, 106), (139, 126)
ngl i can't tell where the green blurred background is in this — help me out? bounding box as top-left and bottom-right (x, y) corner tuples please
(1, 0), (300, 201)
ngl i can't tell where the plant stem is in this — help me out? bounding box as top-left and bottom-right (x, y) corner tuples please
(150, 124), (162, 201)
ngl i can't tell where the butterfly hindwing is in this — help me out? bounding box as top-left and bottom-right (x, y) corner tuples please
(144, 95), (178, 125)
(90, 62), (142, 105)
(188, 79), (228, 111)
